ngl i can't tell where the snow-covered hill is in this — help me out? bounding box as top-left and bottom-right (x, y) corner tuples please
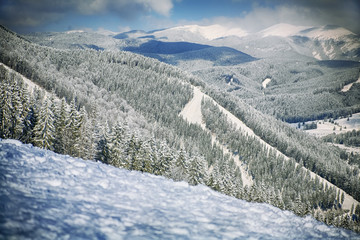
(1, 139), (358, 239)
(147, 23), (360, 61)
(25, 23), (359, 61)
(260, 23), (360, 60)
(260, 23), (311, 38)
(153, 24), (248, 42)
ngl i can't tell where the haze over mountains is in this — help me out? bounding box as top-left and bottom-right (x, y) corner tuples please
(114, 23), (360, 61)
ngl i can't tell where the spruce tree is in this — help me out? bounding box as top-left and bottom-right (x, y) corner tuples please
(0, 78), (13, 138)
(32, 98), (55, 150)
(53, 98), (69, 154)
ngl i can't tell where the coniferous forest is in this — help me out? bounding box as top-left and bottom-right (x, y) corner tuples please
(1, 24), (360, 232)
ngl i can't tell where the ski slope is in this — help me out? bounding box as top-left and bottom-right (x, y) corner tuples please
(0, 139), (358, 239)
(179, 87), (254, 187)
(180, 86), (359, 211)
(341, 75), (360, 92)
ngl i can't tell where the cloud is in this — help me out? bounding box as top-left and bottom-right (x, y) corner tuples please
(242, 1), (360, 34)
(0, 0), (174, 30)
(200, 1), (360, 34)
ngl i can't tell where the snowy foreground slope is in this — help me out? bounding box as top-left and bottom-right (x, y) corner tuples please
(0, 139), (359, 240)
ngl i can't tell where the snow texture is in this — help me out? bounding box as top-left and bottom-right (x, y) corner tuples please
(1, 140), (359, 239)
(261, 23), (310, 37)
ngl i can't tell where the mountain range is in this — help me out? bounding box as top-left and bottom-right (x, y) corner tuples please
(1, 22), (360, 235)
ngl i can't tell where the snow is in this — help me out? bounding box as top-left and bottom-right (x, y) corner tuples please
(260, 23), (357, 42)
(312, 51), (322, 60)
(260, 24), (360, 58)
(179, 87), (253, 187)
(180, 87), (359, 212)
(154, 24), (248, 41)
(65, 30), (85, 34)
(1, 139), (359, 239)
(179, 87), (206, 128)
(304, 26), (356, 41)
(0, 63), (41, 94)
(298, 113), (360, 137)
(331, 143), (360, 154)
(262, 78), (271, 88)
(341, 75), (360, 92)
(260, 23), (310, 37)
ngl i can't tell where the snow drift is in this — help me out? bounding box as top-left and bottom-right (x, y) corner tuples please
(0, 139), (358, 239)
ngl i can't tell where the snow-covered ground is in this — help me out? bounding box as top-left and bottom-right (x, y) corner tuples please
(262, 78), (271, 88)
(179, 87), (253, 187)
(293, 113), (360, 138)
(331, 143), (360, 154)
(1, 139), (359, 239)
(341, 75), (360, 92)
(0, 63), (40, 94)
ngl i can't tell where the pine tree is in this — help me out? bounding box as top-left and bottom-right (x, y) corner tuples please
(139, 140), (154, 173)
(32, 98), (55, 150)
(11, 80), (25, 139)
(53, 98), (69, 154)
(107, 123), (127, 167)
(22, 102), (37, 144)
(0, 78), (13, 138)
(154, 141), (172, 176)
(170, 150), (188, 182)
(66, 99), (82, 156)
(125, 135), (141, 170)
(95, 122), (111, 164)
(77, 106), (93, 159)
(188, 155), (207, 185)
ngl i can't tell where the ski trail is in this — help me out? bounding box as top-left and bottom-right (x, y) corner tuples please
(180, 87), (253, 187)
(341, 73), (360, 92)
(1, 63), (40, 94)
(180, 86), (358, 211)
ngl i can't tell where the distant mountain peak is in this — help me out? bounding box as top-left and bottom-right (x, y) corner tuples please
(154, 24), (248, 41)
(260, 23), (311, 37)
(302, 25), (356, 40)
(260, 23), (357, 39)
(65, 29), (85, 34)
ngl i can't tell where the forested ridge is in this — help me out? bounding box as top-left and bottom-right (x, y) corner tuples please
(206, 88), (360, 201)
(1, 25), (360, 232)
(191, 58), (360, 123)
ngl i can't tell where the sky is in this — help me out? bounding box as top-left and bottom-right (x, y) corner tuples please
(0, 0), (359, 34)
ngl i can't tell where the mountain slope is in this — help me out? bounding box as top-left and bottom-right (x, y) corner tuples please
(137, 24), (248, 42)
(1, 139), (359, 240)
(1, 24), (360, 232)
(260, 23), (360, 60)
(180, 86), (358, 211)
(123, 40), (256, 66)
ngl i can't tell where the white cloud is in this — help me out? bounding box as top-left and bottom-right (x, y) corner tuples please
(178, 4), (359, 34)
(142, 0), (173, 17)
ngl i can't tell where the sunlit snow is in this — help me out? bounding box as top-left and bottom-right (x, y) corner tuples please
(260, 23), (310, 37)
(154, 24), (248, 41)
(262, 78), (271, 89)
(0, 139), (359, 239)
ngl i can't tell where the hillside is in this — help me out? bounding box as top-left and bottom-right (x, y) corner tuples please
(1, 24), (360, 232)
(1, 139), (359, 239)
